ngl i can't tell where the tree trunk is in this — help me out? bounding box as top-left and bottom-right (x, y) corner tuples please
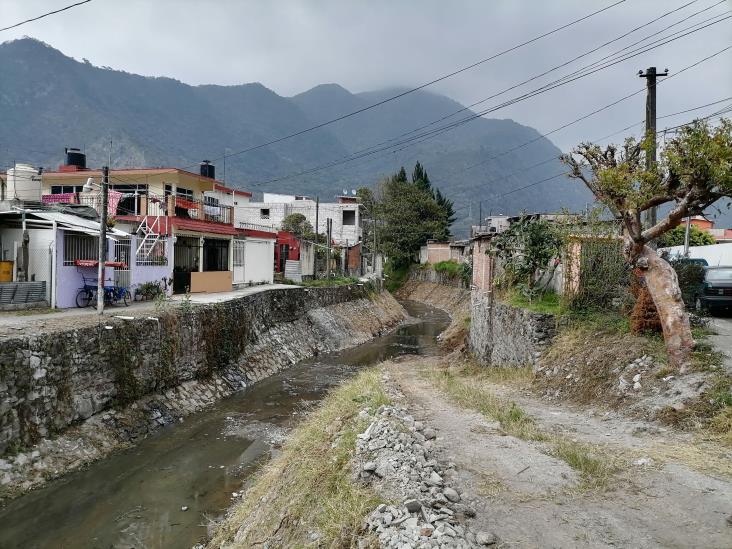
(627, 240), (694, 372)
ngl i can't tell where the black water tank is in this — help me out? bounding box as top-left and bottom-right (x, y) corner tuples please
(65, 147), (86, 168)
(200, 160), (215, 179)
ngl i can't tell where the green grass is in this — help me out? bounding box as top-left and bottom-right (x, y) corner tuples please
(207, 369), (389, 548)
(299, 276), (358, 288)
(505, 289), (563, 315)
(384, 262), (409, 293)
(432, 260), (462, 276)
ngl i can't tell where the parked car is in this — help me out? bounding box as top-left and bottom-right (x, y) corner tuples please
(696, 266), (732, 312)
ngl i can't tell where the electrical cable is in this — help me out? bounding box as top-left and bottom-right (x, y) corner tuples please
(0, 0), (93, 32)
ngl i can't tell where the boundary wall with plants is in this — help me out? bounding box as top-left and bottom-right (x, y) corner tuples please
(412, 262), (470, 289)
(0, 286), (406, 457)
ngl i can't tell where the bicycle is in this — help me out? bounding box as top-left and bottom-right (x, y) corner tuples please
(76, 275), (131, 307)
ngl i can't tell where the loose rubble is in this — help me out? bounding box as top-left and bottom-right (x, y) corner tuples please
(355, 405), (497, 548)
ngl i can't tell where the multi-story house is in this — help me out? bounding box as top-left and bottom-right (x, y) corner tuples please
(38, 149), (275, 296)
(236, 192), (362, 246)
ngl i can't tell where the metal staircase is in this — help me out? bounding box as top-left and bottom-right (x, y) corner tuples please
(135, 215), (162, 259)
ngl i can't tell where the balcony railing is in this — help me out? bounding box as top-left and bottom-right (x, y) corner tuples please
(42, 192), (233, 226)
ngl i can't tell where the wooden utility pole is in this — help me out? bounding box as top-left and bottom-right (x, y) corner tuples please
(638, 66), (668, 228)
(97, 166), (109, 314)
(314, 196), (319, 274)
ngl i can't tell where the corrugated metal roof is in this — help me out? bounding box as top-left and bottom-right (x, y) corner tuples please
(0, 210), (130, 237)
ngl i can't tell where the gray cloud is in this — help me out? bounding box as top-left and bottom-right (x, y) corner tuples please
(2, 0), (731, 151)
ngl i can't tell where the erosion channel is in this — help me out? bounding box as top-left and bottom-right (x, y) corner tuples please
(0, 300), (449, 549)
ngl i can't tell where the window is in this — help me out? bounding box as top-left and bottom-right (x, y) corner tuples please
(176, 187), (194, 200)
(260, 208), (270, 220)
(342, 210), (356, 226)
(204, 195), (220, 207)
(51, 185), (83, 194)
(63, 233), (98, 266)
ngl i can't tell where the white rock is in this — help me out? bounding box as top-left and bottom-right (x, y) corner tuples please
(632, 373), (641, 383)
(181, 506), (189, 511)
(633, 381), (642, 390)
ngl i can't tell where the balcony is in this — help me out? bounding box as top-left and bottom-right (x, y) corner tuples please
(42, 192), (234, 227)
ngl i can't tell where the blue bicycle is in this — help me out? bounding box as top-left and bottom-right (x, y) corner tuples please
(76, 275), (131, 308)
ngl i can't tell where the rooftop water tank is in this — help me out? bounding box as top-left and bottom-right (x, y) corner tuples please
(200, 160), (215, 180)
(65, 147), (86, 169)
(5, 164), (41, 202)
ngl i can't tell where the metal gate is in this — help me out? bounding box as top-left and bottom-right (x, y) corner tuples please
(114, 238), (131, 288)
(233, 239), (245, 283)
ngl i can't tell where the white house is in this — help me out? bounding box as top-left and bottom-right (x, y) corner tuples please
(236, 193), (361, 246)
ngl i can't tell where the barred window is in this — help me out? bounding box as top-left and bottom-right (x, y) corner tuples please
(63, 233), (98, 266)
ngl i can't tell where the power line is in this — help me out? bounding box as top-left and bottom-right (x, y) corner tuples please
(96, 1), (722, 187)
(244, 25), (731, 188)
(451, 98), (732, 217)
(172, 0), (627, 171)
(0, 0), (93, 32)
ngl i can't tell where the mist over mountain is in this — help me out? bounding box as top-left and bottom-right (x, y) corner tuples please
(0, 38), (597, 236)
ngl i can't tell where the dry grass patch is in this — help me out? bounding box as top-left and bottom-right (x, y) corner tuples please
(206, 369), (389, 548)
(536, 320), (666, 406)
(427, 365), (619, 488)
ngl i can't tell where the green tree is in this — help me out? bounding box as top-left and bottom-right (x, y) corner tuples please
(281, 213), (313, 238)
(561, 119), (732, 371)
(412, 161), (432, 192)
(493, 217), (562, 297)
(658, 224), (716, 248)
(376, 170), (444, 266)
(434, 187), (456, 239)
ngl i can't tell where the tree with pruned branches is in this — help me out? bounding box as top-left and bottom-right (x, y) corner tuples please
(561, 119), (732, 371)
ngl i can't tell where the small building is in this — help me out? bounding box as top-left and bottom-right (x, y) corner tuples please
(425, 240), (451, 264)
(0, 209), (167, 309)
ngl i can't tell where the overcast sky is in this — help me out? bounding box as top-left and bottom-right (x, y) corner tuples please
(1, 0), (731, 151)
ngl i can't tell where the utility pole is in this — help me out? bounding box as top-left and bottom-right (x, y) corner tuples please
(97, 166), (109, 314)
(683, 215), (692, 257)
(638, 66), (668, 229)
(314, 196), (320, 275)
(479, 201), (482, 230)
(326, 218), (332, 278)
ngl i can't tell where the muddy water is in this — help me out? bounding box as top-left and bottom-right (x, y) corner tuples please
(0, 300), (449, 549)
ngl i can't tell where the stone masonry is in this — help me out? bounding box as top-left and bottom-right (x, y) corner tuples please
(0, 286), (406, 457)
(469, 292), (556, 368)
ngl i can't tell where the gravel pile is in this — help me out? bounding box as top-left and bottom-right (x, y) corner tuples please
(355, 405), (497, 548)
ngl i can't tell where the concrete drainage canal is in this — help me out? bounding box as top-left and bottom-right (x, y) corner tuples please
(0, 300), (449, 549)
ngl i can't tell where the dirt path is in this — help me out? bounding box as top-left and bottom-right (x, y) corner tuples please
(386, 357), (732, 549)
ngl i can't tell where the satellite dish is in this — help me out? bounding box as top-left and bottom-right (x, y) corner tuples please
(342, 188), (348, 195)
(351, 189), (357, 196)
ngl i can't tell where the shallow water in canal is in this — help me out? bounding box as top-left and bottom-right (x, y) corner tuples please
(0, 300), (449, 549)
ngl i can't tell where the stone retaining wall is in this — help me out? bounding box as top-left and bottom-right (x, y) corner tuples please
(469, 292), (556, 367)
(0, 286), (406, 457)
(408, 266), (468, 289)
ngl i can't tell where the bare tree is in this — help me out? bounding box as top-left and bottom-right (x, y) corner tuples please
(561, 119), (732, 371)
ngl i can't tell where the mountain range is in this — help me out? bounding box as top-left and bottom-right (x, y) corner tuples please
(0, 38), (622, 236)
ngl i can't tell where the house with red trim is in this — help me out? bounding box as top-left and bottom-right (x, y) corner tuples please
(39, 149), (276, 294)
